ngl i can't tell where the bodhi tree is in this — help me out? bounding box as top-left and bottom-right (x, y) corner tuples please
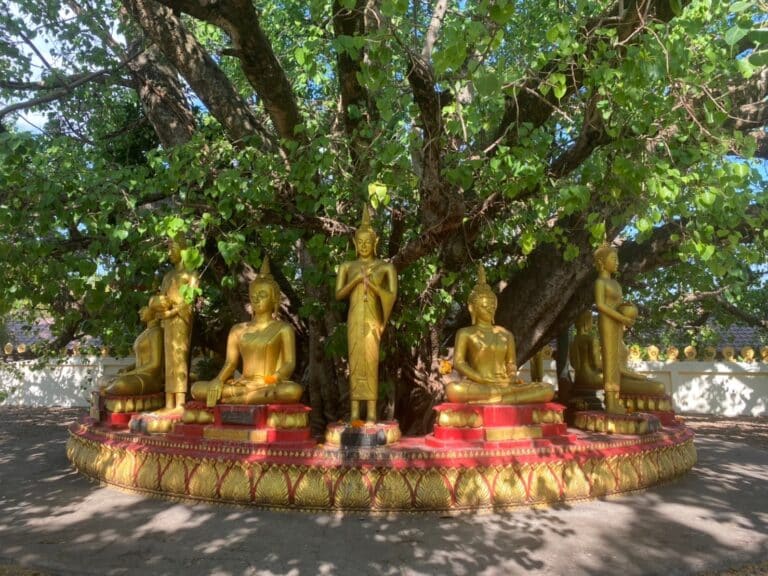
(1, 0), (766, 434)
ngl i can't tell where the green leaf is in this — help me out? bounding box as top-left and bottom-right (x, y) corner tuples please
(725, 25), (749, 46)
(181, 247), (204, 270)
(519, 232), (536, 255)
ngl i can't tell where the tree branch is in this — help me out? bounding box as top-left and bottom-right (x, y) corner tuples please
(154, 0), (302, 142)
(123, 0), (271, 146)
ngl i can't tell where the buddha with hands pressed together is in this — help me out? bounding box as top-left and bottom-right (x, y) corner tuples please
(335, 205), (397, 423)
(445, 266), (555, 405)
(191, 258), (303, 408)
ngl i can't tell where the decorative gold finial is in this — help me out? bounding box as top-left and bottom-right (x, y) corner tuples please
(358, 204), (374, 234)
(259, 256), (272, 279)
(469, 263), (495, 306)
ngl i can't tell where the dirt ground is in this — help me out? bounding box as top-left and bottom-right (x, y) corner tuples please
(0, 407), (766, 576)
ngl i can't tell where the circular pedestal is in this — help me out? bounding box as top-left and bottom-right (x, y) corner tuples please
(67, 417), (696, 513)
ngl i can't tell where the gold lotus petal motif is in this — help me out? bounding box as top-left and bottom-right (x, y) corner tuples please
(159, 456), (187, 495)
(189, 458), (219, 500)
(616, 456), (640, 492)
(254, 465), (289, 506)
(657, 448), (675, 481)
(136, 453), (160, 491)
(562, 460), (591, 500)
(336, 469), (371, 510)
(219, 463), (251, 503)
(585, 458), (615, 497)
(415, 469), (452, 510)
(374, 470), (412, 511)
(115, 451), (136, 486)
(455, 468), (492, 508)
(529, 462), (563, 502)
(294, 467), (331, 509)
(492, 465), (526, 506)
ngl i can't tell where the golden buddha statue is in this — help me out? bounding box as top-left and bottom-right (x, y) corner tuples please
(191, 258), (303, 409)
(570, 309), (603, 391)
(445, 266), (554, 405)
(618, 320), (666, 396)
(593, 245), (633, 414)
(595, 247), (666, 414)
(335, 205), (398, 423)
(102, 302), (164, 396)
(150, 236), (199, 412)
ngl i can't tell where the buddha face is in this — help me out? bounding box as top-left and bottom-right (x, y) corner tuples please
(471, 293), (497, 325)
(354, 230), (377, 259)
(250, 282), (276, 315)
(603, 250), (619, 273)
(168, 241), (182, 265)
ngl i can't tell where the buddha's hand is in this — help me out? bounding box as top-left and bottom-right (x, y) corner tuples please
(206, 380), (222, 408)
(506, 362), (518, 377)
(264, 373), (281, 385)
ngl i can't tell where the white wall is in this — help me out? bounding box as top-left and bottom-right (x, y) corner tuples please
(0, 357), (131, 407)
(520, 360), (768, 417)
(1, 357), (767, 416)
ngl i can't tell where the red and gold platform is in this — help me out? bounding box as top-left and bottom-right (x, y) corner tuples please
(67, 401), (696, 513)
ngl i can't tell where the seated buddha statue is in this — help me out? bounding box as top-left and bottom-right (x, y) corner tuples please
(190, 258), (303, 409)
(102, 302), (164, 397)
(445, 266), (555, 405)
(614, 303), (666, 396)
(569, 309), (603, 391)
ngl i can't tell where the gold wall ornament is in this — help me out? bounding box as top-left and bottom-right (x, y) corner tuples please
(683, 345), (697, 360)
(3, 342), (13, 355)
(335, 204), (398, 423)
(666, 345), (679, 362)
(102, 304), (164, 396)
(702, 346), (717, 361)
(740, 346), (755, 363)
(722, 346), (736, 362)
(760, 346), (768, 364)
(445, 265), (554, 404)
(646, 345), (660, 362)
(191, 257), (302, 408)
(150, 235), (199, 411)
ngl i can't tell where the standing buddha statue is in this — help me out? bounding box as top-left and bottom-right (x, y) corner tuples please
(150, 235), (199, 412)
(335, 205), (398, 423)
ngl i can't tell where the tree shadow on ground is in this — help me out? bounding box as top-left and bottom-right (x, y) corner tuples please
(0, 408), (766, 576)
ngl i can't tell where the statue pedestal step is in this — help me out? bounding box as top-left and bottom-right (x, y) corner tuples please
(427, 402), (567, 447)
(573, 410), (661, 435)
(324, 421), (402, 447)
(129, 410), (183, 434)
(171, 402), (314, 447)
(618, 393), (677, 425)
(90, 390), (165, 423)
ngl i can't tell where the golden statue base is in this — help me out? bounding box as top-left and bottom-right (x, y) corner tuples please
(618, 393), (674, 414)
(324, 421), (402, 447)
(67, 414), (696, 513)
(572, 410), (662, 435)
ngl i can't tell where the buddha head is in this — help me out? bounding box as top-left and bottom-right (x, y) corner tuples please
(249, 257), (281, 315)
(594, 244), (619, 274)
(575, 309), (593, 335)
(353, 205), (379, 259)
(468, 265), (497, 325)
(168, 234), (187, 265)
